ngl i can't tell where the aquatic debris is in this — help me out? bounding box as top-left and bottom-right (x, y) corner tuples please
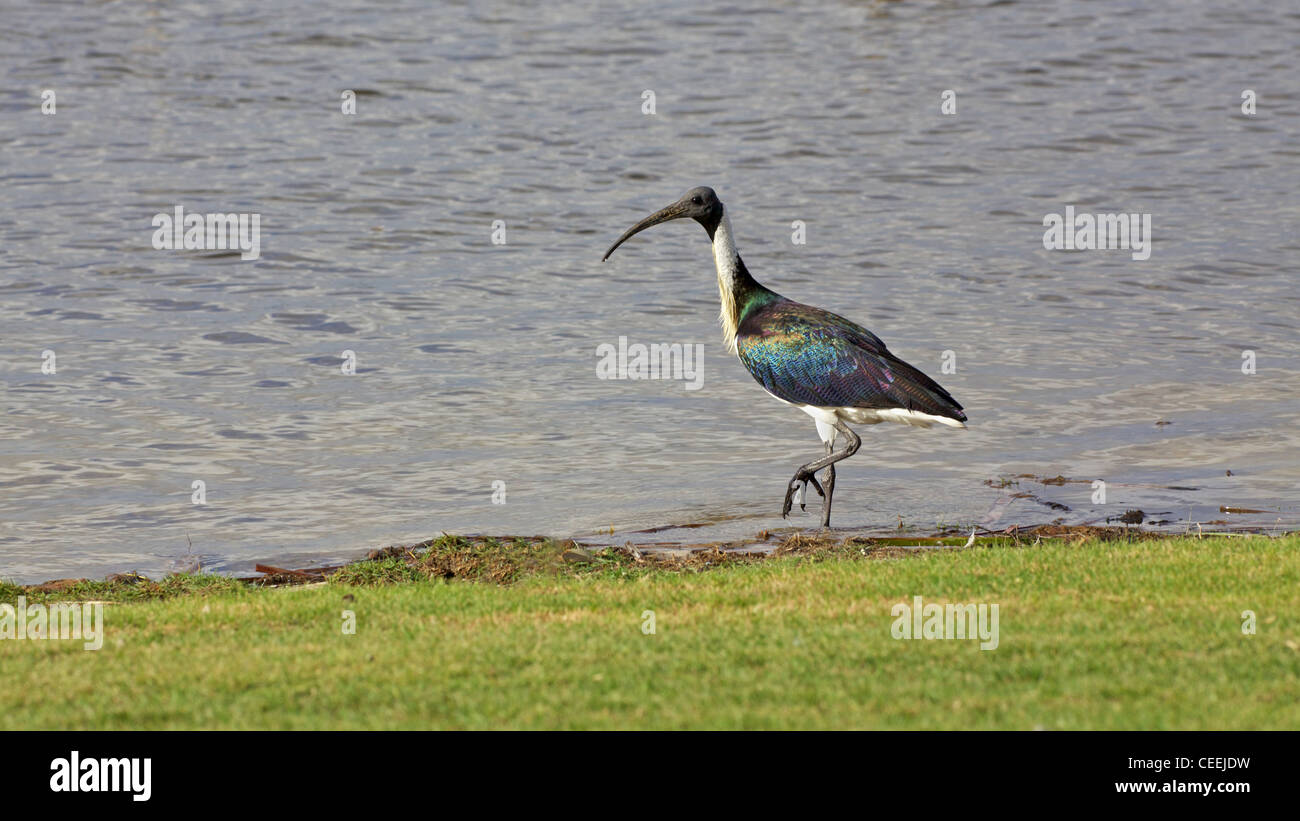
(997, 524), (1163, 543)
(25, 578), (85, 594)
(105, 572), (148, 585)
(1110, 510), (1145, 525)
(252, 564), (331, 584)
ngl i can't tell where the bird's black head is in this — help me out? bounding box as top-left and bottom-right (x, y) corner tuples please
(602, 186), (725, 261)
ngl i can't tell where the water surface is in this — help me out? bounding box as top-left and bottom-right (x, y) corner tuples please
(1, 0), (1297, 582)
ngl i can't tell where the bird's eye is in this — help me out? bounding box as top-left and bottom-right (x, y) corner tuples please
(692, 196), (702, 205)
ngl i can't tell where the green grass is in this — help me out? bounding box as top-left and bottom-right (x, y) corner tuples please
(2, 534), (1297, 729)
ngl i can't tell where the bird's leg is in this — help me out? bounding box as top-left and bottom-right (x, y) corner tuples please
(820, 442), (836, 529)
(781, 420), (861, 524)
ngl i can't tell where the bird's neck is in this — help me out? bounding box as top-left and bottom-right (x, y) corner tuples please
(712, 209), (774, 354)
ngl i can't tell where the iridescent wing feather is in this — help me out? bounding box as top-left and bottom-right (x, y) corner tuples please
(736, 299), (966, 422)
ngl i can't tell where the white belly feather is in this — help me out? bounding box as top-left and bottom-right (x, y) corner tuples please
(756, 385), (967, 445)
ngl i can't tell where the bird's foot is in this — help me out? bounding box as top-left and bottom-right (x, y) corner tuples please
(781, 470), (825, 519)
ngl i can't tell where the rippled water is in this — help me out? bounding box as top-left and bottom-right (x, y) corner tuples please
(2, 0), (1297, 583)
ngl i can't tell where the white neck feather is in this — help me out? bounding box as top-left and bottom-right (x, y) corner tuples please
(712, 209), (741, 354)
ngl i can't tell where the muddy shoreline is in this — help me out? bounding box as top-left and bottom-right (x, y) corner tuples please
(8, 474), (1294, 595)
(13, 519), (1276, 598)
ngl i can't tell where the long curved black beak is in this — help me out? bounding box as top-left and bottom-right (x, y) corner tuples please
(602, 201), (689, 261)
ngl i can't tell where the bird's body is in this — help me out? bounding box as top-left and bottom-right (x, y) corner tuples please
(738, 298), (967, 428)
(603, 186), (966, 526)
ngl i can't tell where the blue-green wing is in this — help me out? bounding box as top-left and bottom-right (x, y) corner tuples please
(735, 300), (965, 421)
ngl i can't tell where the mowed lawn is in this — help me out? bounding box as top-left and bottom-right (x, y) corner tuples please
(2, 535), (1297, 730)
